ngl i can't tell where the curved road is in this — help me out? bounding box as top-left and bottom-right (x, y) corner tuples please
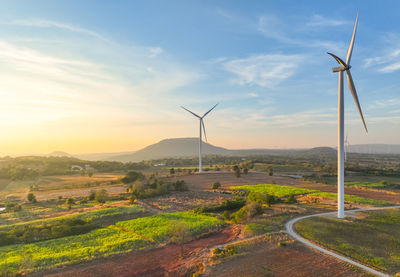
(285, 206), (400, 277)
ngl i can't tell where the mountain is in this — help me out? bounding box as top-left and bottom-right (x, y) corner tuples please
(347, 144), (400, 154)
(47, 151), (74, 157)
(75, 151), (136, 161)
(107, 138), (231, 162)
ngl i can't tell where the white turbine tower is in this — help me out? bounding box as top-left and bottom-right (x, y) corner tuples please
(328, 14), (368, 219)
(181, 104), (218, 173)
(344, 134), (349, 161)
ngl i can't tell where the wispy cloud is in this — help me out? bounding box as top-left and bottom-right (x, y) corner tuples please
(11, 19), (107, 40)
(223, 54), (304, 88)
(305, 14), (349, 28)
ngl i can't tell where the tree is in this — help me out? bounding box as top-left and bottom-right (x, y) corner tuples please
(95, 189), (108, 203)
(88, 191), (96, 201)
(65, 198), (75, 210)
(170, 222), (191, 257)
(267, 167), (273, 176)
(170, 168), (175, 175)
(243, 167), (248, 175)
(211, 182), (221, 190)
(121, 171), (145, 184)
(87, 171), (93, 177)
(27, 193), (37, 203)
(233, 165), (241, 178)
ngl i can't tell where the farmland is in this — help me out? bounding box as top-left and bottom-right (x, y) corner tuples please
(0, 211), (224, 275)
(231, 184), (317, 197)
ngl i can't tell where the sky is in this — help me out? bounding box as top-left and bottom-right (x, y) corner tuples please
(0, 0), (399, 155)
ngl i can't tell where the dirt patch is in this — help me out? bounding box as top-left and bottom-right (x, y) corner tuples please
(38, 226), (241, 277)
(205, 240), (367, 277)
(317, 187), (400, 204)
(171, 171), (301, 191)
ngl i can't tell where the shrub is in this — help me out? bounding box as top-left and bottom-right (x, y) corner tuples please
(95, 189), (108, 203)
(88, 191), (96, 201)
(27, 193), (37, 203)
(169, 168), (175, 175)
(173, 180), (187, 191)
(121, 171), (145, 184)
(285, 194), (297, 203)
(211, 182), (221, 190)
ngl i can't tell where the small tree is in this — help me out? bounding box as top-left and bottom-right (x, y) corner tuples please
(233, 165), (241, 178)
(170, 222), (191, 257)
(95, 189), (108, 203)
(243, 167), (248, 175)
(170, 168), (175, 175)
(27, 193), (37, 203)
(88, 191), (96, 201)
(211, 182), (221, 190)
(87, 171), (93, 177)
(267, 166), (273, 176)
(65, 198), (75, 210)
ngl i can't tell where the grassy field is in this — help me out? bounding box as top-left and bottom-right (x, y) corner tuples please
(231, 184), (317, 197)
(0, 211), (224, 275)
(295, 209), (400, 275)
(309, 192), (393, 206)
(0, 205), (145, 232)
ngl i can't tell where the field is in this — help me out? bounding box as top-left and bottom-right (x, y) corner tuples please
(231, 184), (317, 197)
(295, 209), (400, 275)
(308, 192), (394, 206)
(0, 211), (224, 275)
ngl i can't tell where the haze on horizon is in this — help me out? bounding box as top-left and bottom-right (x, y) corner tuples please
(1, 0), (400, 156)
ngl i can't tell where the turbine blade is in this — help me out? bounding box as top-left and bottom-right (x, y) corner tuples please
(181, 106), (201, 118)
(201, 119), (207, 142)
(346, 14), (359, 65)
(327, 52), (347, 68)
(346, 70), (368, 132)
(202, 103), (218, 118)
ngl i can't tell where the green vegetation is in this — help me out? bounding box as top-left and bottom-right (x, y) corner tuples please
(95, 189), (109, 203)
(231, 184), (317, 197)
(296, 209), (400, 274)
(116, 211), (224, 243)
(0, 206), (145, 246)
(211, 182), (221, 190)
(0, 211), (222, 275)
(195, 199), (246, 213)
(309, 192), (393, 206)
(129, 176), (187, 200)
(27, 193), (37, 203)
(121, 171), (145, 184)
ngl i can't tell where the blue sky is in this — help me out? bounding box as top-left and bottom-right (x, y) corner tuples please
(0, 0), (399, 154)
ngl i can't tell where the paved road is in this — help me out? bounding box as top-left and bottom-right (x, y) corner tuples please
(285, 206), (400, 277)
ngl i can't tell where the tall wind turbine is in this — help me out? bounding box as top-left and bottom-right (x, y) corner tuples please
(344, 134), (349, 161)
(328, 14), (368, 219)
(181, 104), (218, 173)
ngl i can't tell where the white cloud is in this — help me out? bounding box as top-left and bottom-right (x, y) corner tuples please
(305, 15), (349, 28)
(148, 47), (164, 58)
(11, 19), (106, 40)
(223, 54), (304, 87)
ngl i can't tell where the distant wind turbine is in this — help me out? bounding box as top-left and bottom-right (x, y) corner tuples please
(328, 14), (368, 219)
(181, 103), (218, 173)
(344, 134), (349, 161)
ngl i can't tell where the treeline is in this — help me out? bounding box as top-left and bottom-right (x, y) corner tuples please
(0, 156), (150, 180)
(0, 218), (98, 246)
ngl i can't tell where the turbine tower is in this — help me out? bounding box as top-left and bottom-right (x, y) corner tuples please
(328, 14), (368, 219)
(181, 104), (218, 173)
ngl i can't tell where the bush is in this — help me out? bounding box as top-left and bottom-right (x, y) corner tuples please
(88, 191), (96, 201)
(27, 193), (37, 203)
(169, 168), (175, 175)
(285, 194), (297, 203)
(211, 182), (221, 190)
(121, 171), (145, 184)
(173, 180), (187, 191)
(95, 189), (108, 203)
(195, 199), (246, 213)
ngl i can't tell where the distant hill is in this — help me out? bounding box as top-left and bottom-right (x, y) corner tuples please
(347, 144), (400, 154)
(47, 151), (74, 157)
(107, 138), (231, 162)
(44, 141), (400, 162)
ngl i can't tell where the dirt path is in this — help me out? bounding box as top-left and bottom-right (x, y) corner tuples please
(285, 206), (400, 277)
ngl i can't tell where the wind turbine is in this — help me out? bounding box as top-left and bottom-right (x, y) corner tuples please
(328, 14), (368, 219)
(181, 104), (218, 173)
(344, 134), (349, 161)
